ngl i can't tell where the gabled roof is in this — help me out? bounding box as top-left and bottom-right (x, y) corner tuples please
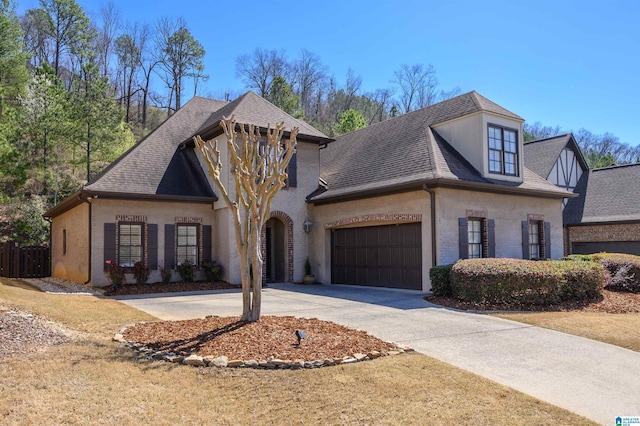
(195, 91), (330, 142)
(564, 163), (640, 224)
(523, 133), (588, 178)
(311, 91), (568, 203)
(83, 96), (227, 198)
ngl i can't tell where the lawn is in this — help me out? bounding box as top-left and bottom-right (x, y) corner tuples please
(493, 310), (640, 352)
(0, 278), (595, 425)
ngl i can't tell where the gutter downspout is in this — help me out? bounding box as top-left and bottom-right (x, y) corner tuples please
(79, 192), (92, 286)
(422, 184), (437, 268)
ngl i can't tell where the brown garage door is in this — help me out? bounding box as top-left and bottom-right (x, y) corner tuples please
(572, 241), (640, 256)
(331, 223), (422, 290)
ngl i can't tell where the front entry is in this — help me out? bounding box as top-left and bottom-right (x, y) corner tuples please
(265, 217), (286, 282)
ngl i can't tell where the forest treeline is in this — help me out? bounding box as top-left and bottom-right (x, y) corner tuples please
(0, 0), (637, 245)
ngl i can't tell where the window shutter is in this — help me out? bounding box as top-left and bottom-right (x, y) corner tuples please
(287, 152), (297, 187)
(544, 221), (551, 259)
(487, 219), (496, 258)
(458, 218), (468, 259)
(148, 224), (158, 270)
(104, 223), (116, 271)
(521, 221), (530, 259)
(164, 224), (175, 268)
(202, 225), (212, 263)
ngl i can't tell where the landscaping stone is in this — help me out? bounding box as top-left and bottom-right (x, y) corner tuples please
(209, 356), (228, 368)
(183, 354), (205, 366)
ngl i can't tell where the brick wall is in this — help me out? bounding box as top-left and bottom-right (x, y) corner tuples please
(565, 222), (640, 255)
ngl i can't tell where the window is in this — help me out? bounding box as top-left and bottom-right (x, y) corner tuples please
(468, 219), (483, 259)
(529, 221), (541, 259)
(488, 125), (518, 176)
(62, 229), (67, 255)
(118, 223), (143, 267)
(177, 224), (199, 266)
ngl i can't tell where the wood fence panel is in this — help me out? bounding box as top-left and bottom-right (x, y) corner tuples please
(0, 242), (50, 278)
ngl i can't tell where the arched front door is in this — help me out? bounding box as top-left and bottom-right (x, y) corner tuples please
(265, 217), (286, 282)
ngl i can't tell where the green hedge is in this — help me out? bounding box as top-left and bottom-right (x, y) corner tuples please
(450, 258), (605, 305)
(565, 253), (640, 293)
(429, 264), (454, 296)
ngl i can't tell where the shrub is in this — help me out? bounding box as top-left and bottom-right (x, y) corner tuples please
(450, 258), (604, 306)
(590, 253), (640, 293)
(561, 254), (594, 262)
(304, 257), (312, 276)
(105, 260), (126, 287)
(429, 264), (454, 296)
(160, 265), (173, 283)
(132, 261), (150, 284)
(202, 260), (223, 282)
(177, 260), (195, 282)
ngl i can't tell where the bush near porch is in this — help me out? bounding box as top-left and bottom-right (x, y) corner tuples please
(431, 258), (605, 305)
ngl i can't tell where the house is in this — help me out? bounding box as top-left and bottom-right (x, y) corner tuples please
(45, 90), (572, 291)
(524, 134), (640, 255)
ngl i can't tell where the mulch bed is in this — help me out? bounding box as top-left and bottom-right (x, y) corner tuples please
(427, 289), (640, 314)
(103, 281), (239, 296)
(122, 315), (401, 361)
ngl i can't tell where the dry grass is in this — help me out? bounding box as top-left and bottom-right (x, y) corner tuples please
(0, 278), (595, 425)
(494, 311), (640, 352)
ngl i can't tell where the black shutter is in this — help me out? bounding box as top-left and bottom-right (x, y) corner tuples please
(544, 221), (551, 259)
(148, 224), (158, 269)
(202, 225), (212, 263)
(104, 223), (116, 271)
(521, 221), (530, 259)
(487, 219), (496, 258)
(164, 224), (175, 268)
(458, 218), (468, 259)
(287, 152), (297, 187)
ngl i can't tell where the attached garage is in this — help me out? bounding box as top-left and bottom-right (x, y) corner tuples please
(331, 222), (422, 290)
(572, 241), (640, 256)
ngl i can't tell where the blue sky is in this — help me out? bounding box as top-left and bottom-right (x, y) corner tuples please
(17, 0), (640, 146)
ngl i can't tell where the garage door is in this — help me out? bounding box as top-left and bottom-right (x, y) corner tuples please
(331, 223), (422, 290)
(572, 241), (640, 256)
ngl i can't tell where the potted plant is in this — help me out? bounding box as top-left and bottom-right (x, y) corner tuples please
(303, 257), (315, 284)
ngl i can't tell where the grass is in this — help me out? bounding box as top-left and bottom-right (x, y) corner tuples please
(493, 311), (640, 352)
(0, 278), (595, 425)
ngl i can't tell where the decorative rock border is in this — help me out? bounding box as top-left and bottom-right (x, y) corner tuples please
(113, 328), (413, 370)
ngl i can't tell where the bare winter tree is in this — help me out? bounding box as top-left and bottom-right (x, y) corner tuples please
(235, 48), (289, 97)
(393, 63), (438, 113)
(292, 49), (327, 117)
(194, 117), (298, 322)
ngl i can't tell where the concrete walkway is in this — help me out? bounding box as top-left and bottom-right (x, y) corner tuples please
(115, 283), (640, 425)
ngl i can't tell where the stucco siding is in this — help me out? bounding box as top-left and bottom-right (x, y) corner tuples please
(51, 203), (89, 284)
(310, 191), (432, 291)
(90, 199), (215, 287)
(436, 188), (564, 264)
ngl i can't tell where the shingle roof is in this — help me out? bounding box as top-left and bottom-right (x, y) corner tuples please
(84, 96), (228, 198)
(195, 91), (329, 141)
(312, 91), (567, 202)
(523, 133), (589, 180)
(564, 163), (640, 224)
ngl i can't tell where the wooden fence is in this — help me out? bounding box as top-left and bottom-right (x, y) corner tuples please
(0, 242), (51, 278)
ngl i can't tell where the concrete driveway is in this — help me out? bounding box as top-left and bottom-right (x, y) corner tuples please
(116, 283), (640, 425)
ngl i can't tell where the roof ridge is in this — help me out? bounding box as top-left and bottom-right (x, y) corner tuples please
(592, 162), (640, 171)
(524, 133), (572, 144)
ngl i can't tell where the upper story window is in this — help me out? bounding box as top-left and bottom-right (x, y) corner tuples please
(488, 125), (518, 176)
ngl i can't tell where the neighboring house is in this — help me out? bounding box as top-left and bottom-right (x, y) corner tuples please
(524, 135), (640, 256)
(45, 90), (571, 291)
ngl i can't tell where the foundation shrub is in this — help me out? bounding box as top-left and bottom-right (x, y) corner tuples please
(429, 264), (454, 296)
(202, 260), (224, 282)
(132, 261), (150, 284)
(177, 261), (195, 283)
(450, 258), (604, 305)
(590, 253), (640, 293)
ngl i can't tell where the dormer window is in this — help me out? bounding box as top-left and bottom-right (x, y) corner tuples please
(488, 124), (518, 176)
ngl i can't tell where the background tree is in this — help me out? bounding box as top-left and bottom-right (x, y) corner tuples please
(333, 108), (366, 135)
(0, 0), (29, 117)
(393, 63), (438, 113)
(235, 48), (288, 97)
(194, 118), (297, 322)
(291, 49), (327, 120)
(156, 17), (207, 115)
(267, 75), (300, 116)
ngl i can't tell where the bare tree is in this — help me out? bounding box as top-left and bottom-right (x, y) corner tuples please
(292, 49), (327, 117)
(95, 2), (120, 79)
(235, 48), (289, 97)
(194, 118), (298, 322)
(114, 29), (141, 122)
(393, 63), (438, 113)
